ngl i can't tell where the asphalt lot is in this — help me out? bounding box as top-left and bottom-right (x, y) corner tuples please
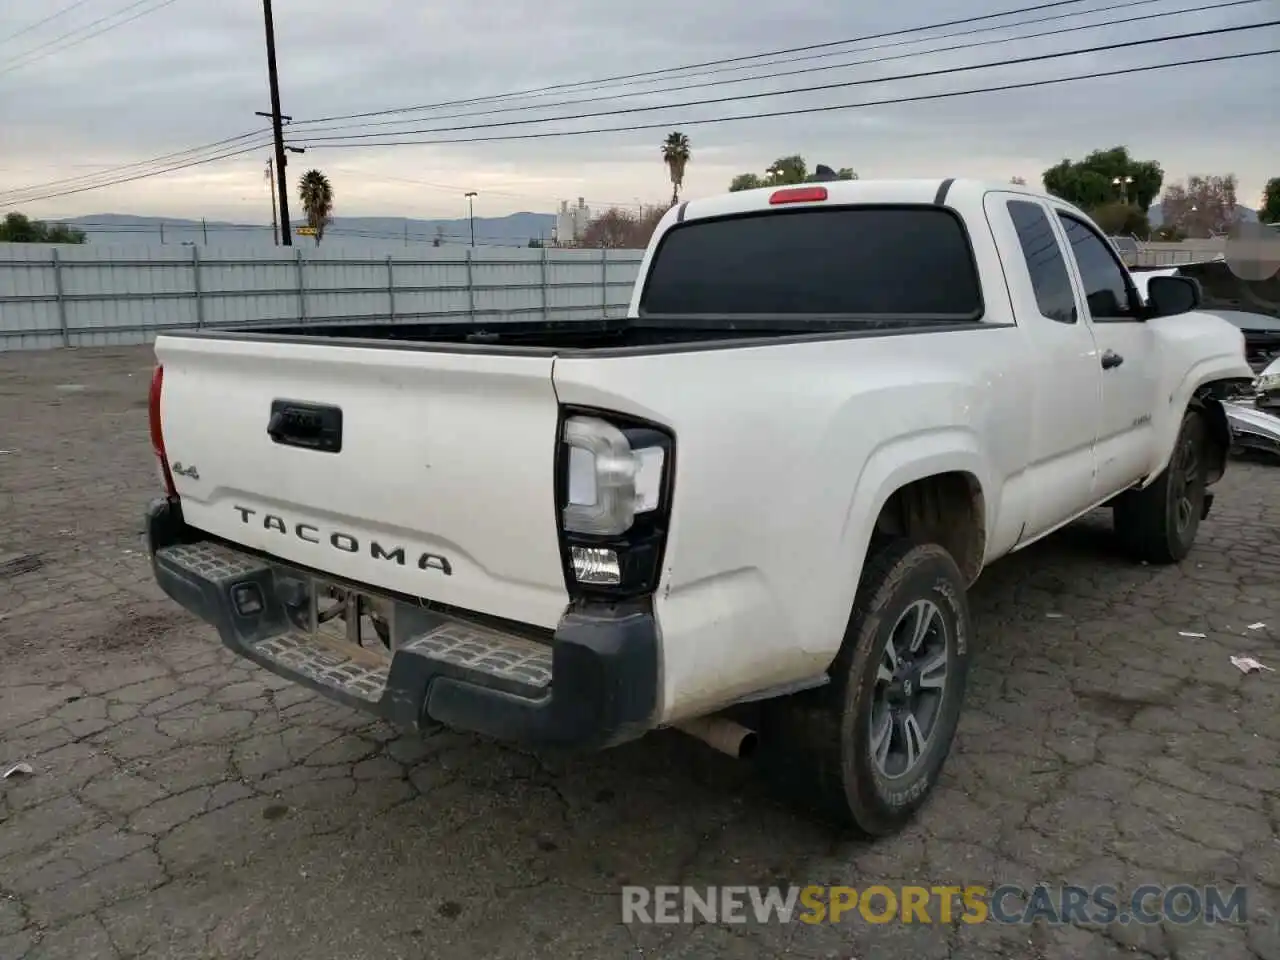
(1, 345), (1278, 960)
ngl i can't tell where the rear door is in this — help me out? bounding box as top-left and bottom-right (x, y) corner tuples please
(984, 192), (1103, 538)
(155, 334), (568, 629)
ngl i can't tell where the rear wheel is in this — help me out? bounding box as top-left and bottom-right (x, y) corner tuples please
(1113, 408), (1208, 564)
(759, 539), (971, 836)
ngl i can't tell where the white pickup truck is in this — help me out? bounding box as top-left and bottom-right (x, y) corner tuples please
(145, 178), (1255, 836)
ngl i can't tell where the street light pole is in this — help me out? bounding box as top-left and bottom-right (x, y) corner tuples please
(465, 191), (477, 248)
(1113, 175), (1134, 206)
(261, 0), (293, 246)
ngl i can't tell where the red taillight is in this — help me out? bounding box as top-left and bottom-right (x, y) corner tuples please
(149, 364), (176, 497)
(769, 186), (828, 205)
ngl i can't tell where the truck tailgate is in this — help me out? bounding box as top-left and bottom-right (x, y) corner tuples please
(154, 335), (568, 629)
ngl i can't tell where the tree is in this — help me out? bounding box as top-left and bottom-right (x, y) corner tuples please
(45, 223), (86, 243)
(579, 204), (668, 249)
(297, 169), (334, 246)
(1261, 177), (1280, 225)
(1042, 146), (1163, 214)
(727, 155), (857, 191)
(661, 132), (691, 207)
(1089, 202), (1150, 239)
(0, 212), (87, 243)
(527, 238), (543, 248)
(766, 155), (808, 184)
(1160, 174), (1239, 239)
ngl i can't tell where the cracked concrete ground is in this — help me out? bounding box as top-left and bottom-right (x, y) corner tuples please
(2, 345), (1279, 960)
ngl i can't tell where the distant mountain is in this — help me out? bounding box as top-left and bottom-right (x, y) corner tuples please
(48, 202), (1262, 249)
(50, 212), (557, 250)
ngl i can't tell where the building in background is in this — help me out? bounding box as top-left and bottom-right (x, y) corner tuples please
(554, 198), (591, 246)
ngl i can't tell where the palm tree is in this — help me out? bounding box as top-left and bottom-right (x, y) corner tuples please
(661, 132), (691, 207)
(297, 169), (334, 246)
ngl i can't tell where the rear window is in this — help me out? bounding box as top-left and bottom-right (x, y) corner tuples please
(1007, 199), (1076, 324)
(638, 206), (983, 318)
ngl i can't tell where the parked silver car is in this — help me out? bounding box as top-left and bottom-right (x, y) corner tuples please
(1226, 355), (1280, 459)
(1255, 354), (1280, 411)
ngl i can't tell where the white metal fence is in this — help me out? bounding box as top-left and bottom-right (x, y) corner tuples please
(0, 238), (1236, 352)
(0, 245), (645, 352)
(1123, 239), (1227, 268)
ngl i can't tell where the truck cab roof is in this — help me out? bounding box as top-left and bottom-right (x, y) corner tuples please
(673, 178), (1071, 226)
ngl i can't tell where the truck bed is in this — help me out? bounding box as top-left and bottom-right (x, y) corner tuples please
(201, 313), (986, 354)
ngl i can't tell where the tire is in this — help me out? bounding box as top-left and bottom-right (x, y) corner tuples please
(1113, 408), (1208, 565)
(758, 538), (971, 836)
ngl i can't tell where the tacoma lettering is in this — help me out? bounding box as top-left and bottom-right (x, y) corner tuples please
(232, 505), (452, 575)
(371, 543), (406, 565)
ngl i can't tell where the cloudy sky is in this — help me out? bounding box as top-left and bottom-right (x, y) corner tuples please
(0, 0), (1275, 223)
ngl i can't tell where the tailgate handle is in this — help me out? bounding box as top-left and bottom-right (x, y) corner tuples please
(267, 400), (343, 453)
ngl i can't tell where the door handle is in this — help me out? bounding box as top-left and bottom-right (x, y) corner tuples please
(1100, 350), (1124, 370)
(267, 400), (344, 453)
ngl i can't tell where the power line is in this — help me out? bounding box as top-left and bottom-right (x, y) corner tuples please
(1, 0), (153, 68)
(518, 0), (1162, 90)
(295, 0), (1258, 137)
(295, 21), (1280, 144)
(1, 148), (626, 210)
(4, 141), (270, 204)
(293, 0), (1136, 125)
(8, 46), (1273, 204)
(21, 7), (1109, 203)
(299, 48), (1278, 149)
(0, 1), (1243, 203)
(292, 0), (1177, 132)
(0, 0), (98, 46)
(0, 0), (183, 77)
(0, 130), (271, 202)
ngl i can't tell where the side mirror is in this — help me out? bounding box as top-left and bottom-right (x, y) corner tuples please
(1146, 275), (1202, 317)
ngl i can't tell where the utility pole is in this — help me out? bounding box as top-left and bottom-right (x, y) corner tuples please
(256, 138), (304, 240)
(261, 0), (292, 246)
(465, 191), (477, 248)
(201, 218), (208, 245)
(266, 158), (279, 245)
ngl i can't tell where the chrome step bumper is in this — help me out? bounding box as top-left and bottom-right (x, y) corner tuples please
(145, 499), (659, 750)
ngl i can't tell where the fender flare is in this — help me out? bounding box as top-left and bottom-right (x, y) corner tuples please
(821, 429), (995, 638)
(1144, 357), (1250, 484)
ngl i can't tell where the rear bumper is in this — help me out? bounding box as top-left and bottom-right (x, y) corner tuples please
(144, 497), (660, 751)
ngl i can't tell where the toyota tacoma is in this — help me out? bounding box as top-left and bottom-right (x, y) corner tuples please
(144, 178), (1255, 835)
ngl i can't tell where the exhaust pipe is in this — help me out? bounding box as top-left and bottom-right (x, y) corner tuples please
(673, 716), (758, 760)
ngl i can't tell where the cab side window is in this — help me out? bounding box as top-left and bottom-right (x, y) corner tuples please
(1057, 214), (1140, 321)
(1007, 200), (1076, 324)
